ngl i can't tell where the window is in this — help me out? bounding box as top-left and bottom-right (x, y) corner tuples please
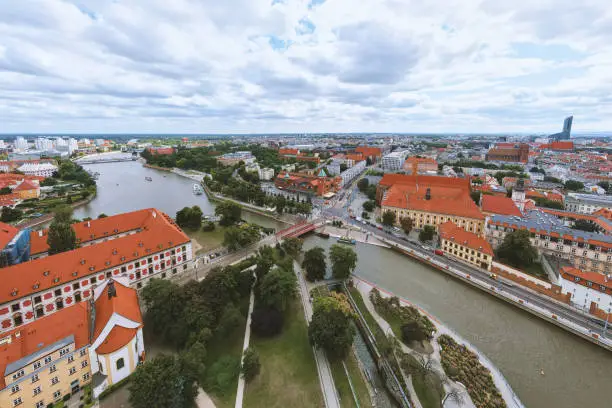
(32, 374), (39, 383)
(13, 314), (23, 327)
(11, 303), (20, 312)
(80, 349), (87, 357)
(34, 295), (42, 304)
(12, 369), (24, 380)
(49, 365), (56, 373)
(81, 360), (88, 368)
(67, 355), (74, 363)
(51, 377), (59, 385)
(69, 367), (76, 375)
(35, 402), (45, 408)
(172, 268), (177, 275)
(90, 277), (97, 284)
(33, 361), (41, 370)
(72, 283), (80, 290)
(12, 397), (22, 407)
(53, 390), (61, 399)
(11, 384), (20, 393)
(54, 289), (62, 297)
(59, 348), (70, 356)
(33, 386), (41, 395)
(121, 266), (126, 273)
(183, 264), (187, 271)
(83, 373), (90, 381)
(44, 356), (52, 364)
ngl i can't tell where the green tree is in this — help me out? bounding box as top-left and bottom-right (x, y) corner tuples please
(40, 177), (58, 187)
(366, 185), (377, 200)
(470, 191), (481, 205)
(223, 225), (261, 251)
(362, 200), (375, 212)
(241, 347), (261, 382)
(129, 354), (198, 408)
(97, 213), (108, 218)
(281, 237), (303, 258)
(418, 225), (435, 242)
(254, 245), (275, 280)
(275, 195), (287, 214)
(215, 201), (242, 226)
(308, 294), (355, 361)
(564, 180), (584, 191)
(0, 207), (22, 223)
(302, 247), (327, 281)
(140, 279), (188, 347)
(47, 206), (77, 255)
(597, 181), (610, 193)
(53, 204), (73, 224)
(382, 210), (396, 226)
(0, 187), (11, 195)
(496, 229), (538, 269)
(357, 178), (369, 192)
(329, 244), (357, 280)
(399, 217), (413, 234)
(572, 219), (598, 232)
(258, 267), (297, 311)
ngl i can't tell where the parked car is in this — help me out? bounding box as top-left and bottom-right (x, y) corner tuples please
(434, 249), (444, 256)
(377, 225), (383, 230)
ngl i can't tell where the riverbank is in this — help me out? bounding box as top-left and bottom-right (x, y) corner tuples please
(16, 192), (97, 229)
(352, 276), (525, 408)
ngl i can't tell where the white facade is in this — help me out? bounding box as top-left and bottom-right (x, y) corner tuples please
(17, 162), (58, 178)
(382, 150), (409, 171)
(35, 137), (54, 151)
(565, 193), (612, 214)
(338, 160), (366, 187)
(14, 137), (28, 151)
(258, 167), (274, 181)
(560, 275), (612, 313)
(68, 138), (78, 154)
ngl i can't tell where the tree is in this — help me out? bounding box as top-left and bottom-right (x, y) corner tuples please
(418, 225), (435, 242)
(496, 229), (538, 269)
(47, 206), (77, 255)
(357, 178), (369, 192)
(302, 247), (327, 281)
(0, 187), (11, 195)
(362, 200), (375, 212)
(215, 201), (242, 226)
(251, 306), (284, 337)
(254, 245), (275, 279)
(241, 348), (261, 382)
(98, 213), (108, 218)
(564, 180), (584, 192)
(572, 219), (598, 232)
(308, 293), (355, 361)
(281, 237), (303, 258)
(366, 185), (377, 200)
(53, 204), (73, 224)
(275, 195), (287, 214)
(340, 163), (348, 173)
(382, 210), (396, 226)
(223, 225), (261, 251)
(470, 191), (481, 205)
(40, 177), (58, 187)
(0, 207), (22, 223)
(399, 217), (413, 234)
(401, 321), (429, 343)
(597, 181), (610, 193)
(176, 206), (203, 229)
(329, 244), (357, 280)
(129, 354), (198, 408)
(258, 267), (297, 311)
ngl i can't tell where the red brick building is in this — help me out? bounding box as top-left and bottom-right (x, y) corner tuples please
(486, 143), (529, 163)
(275, 170), (341, 196)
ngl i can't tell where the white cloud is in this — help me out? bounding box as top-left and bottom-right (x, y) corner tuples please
(0, 0), (610, 133)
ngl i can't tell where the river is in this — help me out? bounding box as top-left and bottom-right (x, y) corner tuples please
(79, 156), (610, 408)
(302, 237), (611, 408)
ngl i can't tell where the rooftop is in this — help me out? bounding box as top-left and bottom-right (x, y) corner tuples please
(560, 266), (612, 293)
(481, 195), (522, 217)
(439, 221), (493, 256)
(0, 223), (19, 249)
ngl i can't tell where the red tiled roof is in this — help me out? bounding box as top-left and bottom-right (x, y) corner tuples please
(355, 146), (382, 158)
(0, 303), (89, 388)
(439, 221), (493, 256)
(560, 266), (612, 294)
(0, 222), (19, 249)
(96, 326), (138, 354)
(13, 180), (39, 192)
(594, 208), (612, 221)
(481, 195), (522, 217)
(1, 209), (189, 304)
(94, 280), (142, 340)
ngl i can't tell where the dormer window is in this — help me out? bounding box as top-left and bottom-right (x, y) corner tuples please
(11, 289), (18, 296)
(53, 277), (60, 283)
(120, 256), (126, 261)
(72, 271), (78, 276)
(32, 283), (39, 290)
(105, 261), (111, 266)
(113, 228), (118, 233)
(80, 259), (86, 265)
(89, 266), (95, 271)
(43, 271), (50, 276)
(133, 252), (138, 257)
(112, 249), (118, 255)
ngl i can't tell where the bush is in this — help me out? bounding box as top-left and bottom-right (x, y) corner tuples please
(205, 355), (241, 395)
(251, 306), (284, 337)
(63, 393), (71, 401)
(202, 221), (216, 231)
(241, 347), (261, 382)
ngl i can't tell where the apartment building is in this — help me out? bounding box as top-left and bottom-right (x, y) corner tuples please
(0, 208), (192, 335)
(402, 157), (438, 174)
(559, 266), (612, 313)
(382, 151), (409, 172)
(565, 193), (612, 214)
(274, 170), (341, 197)
(486, 211), (612, 275)
(439, 221), (493, 270)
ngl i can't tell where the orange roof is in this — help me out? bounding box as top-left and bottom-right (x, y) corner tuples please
(439, 221), (493, 256)
(96, 326), (138, 354)
(13, 180), (39, 192)
(30, 208), (161, 256)
(594, 208), (612, 221)
(1, 209), (189, 304)
(0, 303), (89, 388)
(94, 280), (142, 341)
(481, 195), (522, 217)
(560, 266), (612, 293)
(355, 146), (382, 158)
(345, 153), (365, 162)
(279, 148), (299, 156)
(0, 222), (19, 249)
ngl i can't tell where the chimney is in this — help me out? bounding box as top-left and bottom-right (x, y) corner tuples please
(107, 280), (117, 300)
(86, 221), (90, 228)
(38, 230), (43, 237)
(425, 188), (431, 200)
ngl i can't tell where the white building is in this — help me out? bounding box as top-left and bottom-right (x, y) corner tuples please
(95, 139), (105, 146)
(559, 266), (612, 314)
(35, 137), (54, 151)
(565, 193), (612, 214)
(258, 167), (275, 181)
(382, 150), (409, 172)
(14, 137), (28, 151)
(337, 160), (366, 187)
(17, 162), (58, 178)
(68, 138), (79, 155)
(0, 140), (5, 149)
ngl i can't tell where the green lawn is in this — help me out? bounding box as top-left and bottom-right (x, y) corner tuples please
(401, 354), (444, 408)
(330, 351), (373, 408)
(244, 300), (323, 408)
(524, 262), (549, 282)
(348, 287), (385, 339)
(185, 226), (228, 254)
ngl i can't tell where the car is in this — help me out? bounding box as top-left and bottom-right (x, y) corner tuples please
(401, 236), (410, 242)
(434, 249), (444, 256)
(377, 225), (383, 230)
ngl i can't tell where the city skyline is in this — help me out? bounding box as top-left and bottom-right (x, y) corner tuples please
(1, 1), (611, 133)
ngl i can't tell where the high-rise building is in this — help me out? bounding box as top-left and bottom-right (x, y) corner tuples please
(14, 137), (28, 151)
(551, 115), (573, 140)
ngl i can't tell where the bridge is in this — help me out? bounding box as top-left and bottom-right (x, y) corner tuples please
(276, 220), (320, 239)
(74, 157), (138, 165)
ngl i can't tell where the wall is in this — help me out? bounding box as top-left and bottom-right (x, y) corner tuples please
(493, 262), (552, 288)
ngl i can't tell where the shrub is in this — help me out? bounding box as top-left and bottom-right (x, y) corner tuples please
(251, 306), (284, 337)
(202, 221), (216, 231)
(241, 347), (261, 382)
(205, 355), (241, 394)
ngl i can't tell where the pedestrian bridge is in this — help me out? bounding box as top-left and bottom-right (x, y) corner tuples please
(276, 220), (321, 239)
(74, 157), (138, 165)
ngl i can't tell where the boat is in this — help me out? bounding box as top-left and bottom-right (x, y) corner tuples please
(145, 177), (152, 182)
(337, 236), (356, 245)
(316, 231), (330, 239)
(193, 183), (203, 195)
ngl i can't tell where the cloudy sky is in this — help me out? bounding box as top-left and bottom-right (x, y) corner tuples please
(1, 0), (611, 134)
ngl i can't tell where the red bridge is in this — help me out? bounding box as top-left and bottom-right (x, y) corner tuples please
(276, 221), (318, 239)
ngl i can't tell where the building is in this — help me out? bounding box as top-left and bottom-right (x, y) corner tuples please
(511, 179), (527, 212)
(382, 150), (409, 172)
(402, 157), (438, 174)
(336, 160), (366, 187)
(485, 143), (529, 163)
(278, 149), (320, 164)
(146, 147), (174, 156)
(0, 223), (30, 266)
(34, 138), (54, 151)
(14, 137), (28, 151)
(486, 211), (612, 275)
(16, 162), (58, 178)
(258, 167), (274, 181)
(565, 193), (612, 214)
(540, 141), (574, 151)
(550, 116), (573, 140)
(355, 146), (382, 163)
(559, 266), (611, 313)
(12, 180), (40, 199)
(217, 151), (255, 166)
(481, 195), (522, 217)
(377, 174), (485, 234)
(274, 170), (341, 197)
(439, 221), (493, 270)
(0, 208), (192, 335)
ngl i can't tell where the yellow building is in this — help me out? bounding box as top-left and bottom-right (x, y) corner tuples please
(439, 221), (493, 270)
(0, 305), (91, 408)
(13, 180), (40, 199)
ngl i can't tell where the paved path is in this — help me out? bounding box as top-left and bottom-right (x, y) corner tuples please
(294, 261), (341, 408)
(234, 278), (256, 408)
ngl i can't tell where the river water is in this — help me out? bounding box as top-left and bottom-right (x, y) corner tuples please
(80, 156), (610, 408)
(302, 237), (611, 408)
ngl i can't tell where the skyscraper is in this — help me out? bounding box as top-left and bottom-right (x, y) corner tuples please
(551, 115), (573, 140)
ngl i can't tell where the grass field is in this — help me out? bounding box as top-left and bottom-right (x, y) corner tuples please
(185, 226), (228, 254)
(244, 300), (323, 408)
(330, 351), (373, 408)
(524, 262), (549, 281)
(348, 287), (385, 338)
(402, 354), (444, 408)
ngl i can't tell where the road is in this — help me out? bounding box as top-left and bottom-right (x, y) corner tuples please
(293, 261), (341, 408)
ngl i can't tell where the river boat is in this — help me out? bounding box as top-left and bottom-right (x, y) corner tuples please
(316, 231), (330, 238)
(145, 176), (153, 182)
(193, 183), (203, 195)
(337, 236), (356, 245)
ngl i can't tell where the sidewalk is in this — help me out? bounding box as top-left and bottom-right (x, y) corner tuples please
(234, 275), (256, 408)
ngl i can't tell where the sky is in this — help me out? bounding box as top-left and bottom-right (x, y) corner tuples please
(1, 0), (611, 134)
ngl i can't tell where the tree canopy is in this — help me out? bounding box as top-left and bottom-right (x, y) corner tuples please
(47, 205), (77, 255)
(308, 293), (355, 361)
(215, 201), (242, 226)
(329, 244), (357, 280)
(176, 206), (203, 229)
(302, 247), (327, 281)
(564, 180), (584, 192)
(399, 217), (413, 234)
(362, 200), (375, 212)
(257, 267), (297, 311)
(496, 229), (538, 269)
(357, 178), (369, 193)
(223, 224), (261, 251)
(382, 210), (396, 226)
(418, 225), (435, 242)
(281, 237), (303, 258)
